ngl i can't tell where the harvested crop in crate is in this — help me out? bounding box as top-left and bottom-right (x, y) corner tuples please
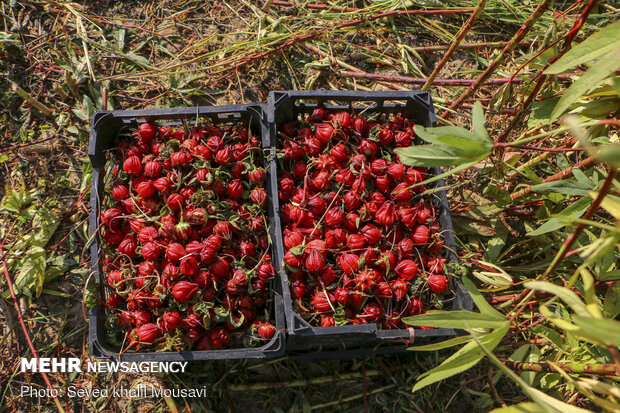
(98, 121), (276, 351)
(277, 108), (450, 328)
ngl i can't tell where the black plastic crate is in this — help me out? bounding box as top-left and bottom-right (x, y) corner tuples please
(267, 90), (473, 355)
(88, 104), (285, 361)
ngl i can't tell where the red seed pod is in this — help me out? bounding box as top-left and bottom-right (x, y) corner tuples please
(153, 176), (172, 193)
(325, 207), (345, 227)
(231, 144), (249, 162)
(208, 328), (231, 349)
(325, 143), (347, 164)
(312, 291), (333, 313)
(307, 107), (326, 122)
(138, 261), (156, 277)
(107, 270), (124, 289)
(386, 163), (405, 180)
(315, 123), (335, 144)
(249, 169), (266, 184)
(352, 116), (368, 136)
(144, 160), (162, 179)
(185, 208), (207, 225)
(180, 256), (199, 276)
(142, 241), (161, 261)
(358, 140), (378, 158)
(162, 263), (180, 282)
(346, 234), (366, 249)
(171, 281), (199, 303)
(107, 292), (122, 308)
(166, 243), (186, 262)
(355, 270), (378, 292)
(397, 208), (417, 229)
(360, 224), (382, 246)
(112, 184), (129, 201)
(123, 156), (142, 176)
(317, 266), (336, 286)
(325, 228), (346, 248)
(383, 309), (402, 329)
(331, 111), (352, 129)
(137, 226), (159, 243)
(376, 201), (396, 226)
(138, 123), (157, 143)
(136, 323), (160, 343)
(226, 179), (244, 199)
(132, 310), (152, 327)
(210, 257), (230, 280)
(215, 146), (232, 165)
(258, 263), (275, 280)
(170, 151), (192, 166)
(376, 127), (394, 146)
(390, 278), (408, 301)
(428, 274), (447, 293)
(362, 301), (382, 322)
(343, 191), (362, 211)
(391, 182), (413, 201)
(376, 281), (392, 299)
(118, 311), (133, 328)
(374, 176), (391, 193)
(118, 234), (137, 257)
(305, 249), (325, 273)
(370, 159), (387, 176)
(321, 315), (335, 327)
(191, 270), (210, 288)
(257, 322), (276, 340)
(284, 250), (303, 268)
(394, 131), (412, 147)
(404, 168), (423, 185)
(395, 259), (418, 280)
(250, 188), (267, 205)
(338, 253), (360, 275)
(405, 297), (424, 316)
(427, 256), (447, 273)
(412, 225), (430, 244)
(166, 193), (184, 210)
(398, 237), (415, 257)
(101, 208), (123, 228)
(240, 240), (256, 258)
(162, 311), (186, 332)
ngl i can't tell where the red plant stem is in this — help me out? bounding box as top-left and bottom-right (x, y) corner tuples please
(271, 1), (474, 14)
(0, 133), (57, 154)
(496, 0), (600, 143)
(440, 0), (552, 118)
(494, 143), (586, 152)
(422, 0), (488, 90)
(508, 167), (618, 322)
(2, 261), (65, 412)
(510, 155), (597, 200)
(215, 7), (476, 82)
(337, 70), (576, 87)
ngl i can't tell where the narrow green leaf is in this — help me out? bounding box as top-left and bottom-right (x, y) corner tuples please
(572, 316), (620, 347)
(412, 324), (509, 393)
(471, 101), (490, 141)
(527, 196), (591, 236)
(403, 310), (506, 329)
(551, 46), (620, 120)
(530, 180), (593, 196)
(408, 334), (472, 351)
(525, 281), (589, 317)
(545, 20), (620, 74)
(462, 277), (505, 319)
(414, 124), (490, 144)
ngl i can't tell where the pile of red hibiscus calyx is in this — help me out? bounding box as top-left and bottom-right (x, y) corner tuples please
(277, 108), (449, 329)
(99, 121), (276, 351)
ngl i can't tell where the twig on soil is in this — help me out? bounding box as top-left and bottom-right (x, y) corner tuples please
(422, 0), (487, 91)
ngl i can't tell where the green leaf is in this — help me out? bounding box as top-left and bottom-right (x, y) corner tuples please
(403, 310), (506, 329)
(462, 276), (505, 319)
(528, 97), (560, 127)
(414, 124), (491, 145)
(412, 324), (509, 393)
(14, 247), (47, 297)
(396, 145), (488, 167)
(545, 20), (620, 74)
(525, 281), (589, 317)
(572, 316), (620, 347)
(530, 325), (565, 350)
(408, 334), (473, 351)
(530, 180), (593, 196)
(471, 101), (490, 141)
(489, 402), (542, 413)
(551, 45), (620, 120)
(592, 143), (620, 167)
(527, 196), (591, 236)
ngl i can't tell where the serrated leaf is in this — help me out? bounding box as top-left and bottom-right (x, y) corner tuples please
(545, 20), (620, 74)
(551, 45), (620, 120)
(403, 310), (506, 329)
(525, 281), (589, 316)
(408, 334), (473, 351)
(412, 324), (509, 392)
(463, 276), (505, 319)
